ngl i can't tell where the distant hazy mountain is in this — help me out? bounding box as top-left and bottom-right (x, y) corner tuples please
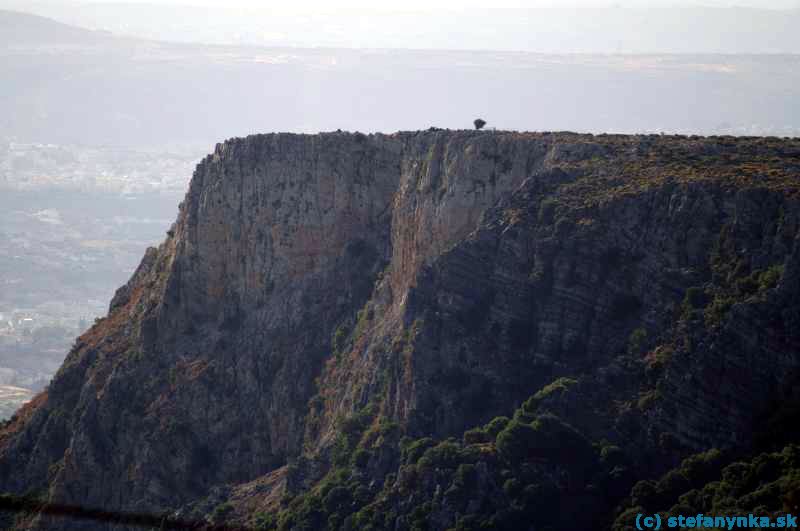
(2, 4), (800, 53)
(1, 9), (800, 148)
(0, 9), (115, 46)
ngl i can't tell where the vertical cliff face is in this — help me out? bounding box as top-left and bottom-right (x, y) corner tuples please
(1, 130), (799, 530)
(309, 133), (559, 446)
(152, 134), (402, 460)
(1, 133), (407, 521)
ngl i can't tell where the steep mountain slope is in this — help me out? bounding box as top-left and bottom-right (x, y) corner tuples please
(1, 130), (799, 530)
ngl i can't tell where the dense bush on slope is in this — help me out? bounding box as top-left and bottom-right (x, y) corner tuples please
(613, 446), (800, 531)
(253, 398), (800, 531)
(253, 386), (627, 531)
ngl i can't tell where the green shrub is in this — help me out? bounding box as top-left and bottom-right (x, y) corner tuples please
(683, 287), (710, 311)
(409, 501), (433, 530)
(402, 437), (437, 464)
(600, 444), (625, 467)
(484, 416), (511, 437)
(657, 469), (691, 503)
(704, 294), (736, 327)
(617, 445), (800, 524)
(338, 405), (375, 438)
(612, 506), (646, 531)
(454, 463), (478, 488)
(255, 511), (277, 530)
(735, 275), (760, 297)
(637, 389), (659, 410)
(497, 414), (592, 464)
(210, 502), (234, 524)
(332, 404), (378, 465)
(352, 448), (371, 468)
(397, 464), (419, 493)
(322, 485), (351, 514)
(758, 264), (784, 290)
(647, 345), (674, 373)
(630, 480), (658, 509)
(464, 427), (492, 445)
(332, 325), (349, 353)
(503, 477), (522, 497)
(734, 264), (784, 297)
(628, 328), (648, 356)
(496, 420), (538, 462)
(680, 448), (725, 484)
(523, 377), (577, 413)
(418, 441), (462, 471)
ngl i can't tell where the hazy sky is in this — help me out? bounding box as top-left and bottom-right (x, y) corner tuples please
(5, 0), (799, 53)
(41, 0), (800, 7)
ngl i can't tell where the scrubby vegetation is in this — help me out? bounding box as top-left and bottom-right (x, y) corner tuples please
(254, 403), (800, 531)
(613, 446), (800, 531)
(253, 378), (640, 531)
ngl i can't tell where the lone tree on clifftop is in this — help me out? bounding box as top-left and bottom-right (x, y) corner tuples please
(473, 118), (487, 130)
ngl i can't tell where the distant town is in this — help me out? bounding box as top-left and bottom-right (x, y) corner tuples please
(0, 140), (203, 418)
(0, 141), (201, 194)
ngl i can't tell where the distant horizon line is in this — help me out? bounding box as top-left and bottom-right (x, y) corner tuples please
(5, 7), (800, 57)
(8, 3), (800, 9)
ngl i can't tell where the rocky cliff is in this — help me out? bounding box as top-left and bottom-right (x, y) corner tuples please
(1, 130), (799, 530)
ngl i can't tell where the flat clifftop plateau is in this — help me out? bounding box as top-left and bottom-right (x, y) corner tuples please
(1, 130), (800, 530)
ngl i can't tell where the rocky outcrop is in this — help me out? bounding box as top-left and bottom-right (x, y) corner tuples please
(1, 130), (799, 530)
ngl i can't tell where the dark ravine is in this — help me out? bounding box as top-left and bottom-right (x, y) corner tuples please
(1, 130), (800, 530)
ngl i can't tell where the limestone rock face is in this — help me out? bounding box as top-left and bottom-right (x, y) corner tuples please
(1, 130), (799, 530)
